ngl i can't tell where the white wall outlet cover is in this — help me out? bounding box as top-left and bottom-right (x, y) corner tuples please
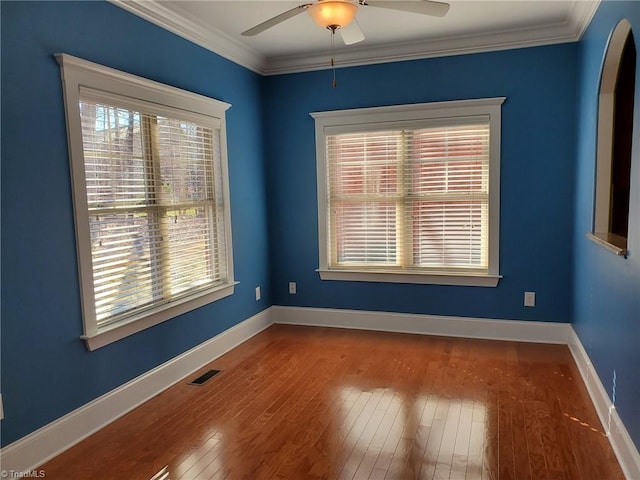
(524, 291), (536, 307)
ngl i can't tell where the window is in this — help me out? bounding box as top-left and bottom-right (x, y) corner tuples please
(58, 54), (235, 350)
(589, 19), (636, 257)
(312, 98), (504, 287)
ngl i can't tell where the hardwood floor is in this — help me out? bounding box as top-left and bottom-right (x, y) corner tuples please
(40, 325), (624, 479)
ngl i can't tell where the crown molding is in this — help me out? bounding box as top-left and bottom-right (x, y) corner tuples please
(109, 0), (266, 74)
(111, 0), (599, 76)
(264, 0), (600, 75)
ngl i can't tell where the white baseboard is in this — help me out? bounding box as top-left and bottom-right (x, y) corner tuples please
(3, 305), (638, 480)
(0, 308), (273, 473)
(272, 305), (573, 344)
(568, 328), (640, 480)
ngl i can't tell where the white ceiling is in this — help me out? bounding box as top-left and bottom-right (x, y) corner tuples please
(112, 0), (599, 75)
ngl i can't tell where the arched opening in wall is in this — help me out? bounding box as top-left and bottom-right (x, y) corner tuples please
(590, 19), (636, 257)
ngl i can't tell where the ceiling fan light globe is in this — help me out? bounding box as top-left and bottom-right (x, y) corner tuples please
(308, 0), (358, 29)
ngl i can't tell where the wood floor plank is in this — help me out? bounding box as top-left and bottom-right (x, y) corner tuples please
(521, 400), (548, 480)
(467, 410), (485, 479)
(39, 325), (626, 480)
(482, 387), (499, 480)
(450, 401), (473, 479)
(369, 393), (406, 478)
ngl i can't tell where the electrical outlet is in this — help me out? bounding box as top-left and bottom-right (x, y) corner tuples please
(255, 286), (261, 301)
(524, 291), (536, 307)
(289, 282), (297, 294)
(1, 393), (4, 420)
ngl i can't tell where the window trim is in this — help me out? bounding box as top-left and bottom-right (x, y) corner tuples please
(589, 19), (635, 258)
(57, 54), (236, 350)
(311, 98), (504, 287)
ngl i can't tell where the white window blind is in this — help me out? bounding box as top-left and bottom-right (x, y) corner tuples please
(312, 98), (503, 286)
(58, 54), (235, 349)
(327, 124), (489, 272)
(80, 91), (228, 326)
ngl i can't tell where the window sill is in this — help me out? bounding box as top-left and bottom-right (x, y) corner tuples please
(317, 269), (501, 287)
(586, 233), (628, 258)
(81, 282), (237, 351)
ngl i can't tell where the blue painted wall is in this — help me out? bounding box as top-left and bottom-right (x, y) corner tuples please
(0, 1), (270, 446)
(263, 44), (579, 322)
(573, 1), (640, 448)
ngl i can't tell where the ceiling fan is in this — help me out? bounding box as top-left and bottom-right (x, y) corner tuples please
(241, 0), (450, 46)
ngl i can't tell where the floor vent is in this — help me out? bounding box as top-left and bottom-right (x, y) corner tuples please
(189, 369), (221, 386)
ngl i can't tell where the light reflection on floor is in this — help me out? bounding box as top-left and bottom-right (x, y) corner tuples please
(150, 465), (170, 480)
(172, 429), (225, 479)
(337, 387), (487, 480)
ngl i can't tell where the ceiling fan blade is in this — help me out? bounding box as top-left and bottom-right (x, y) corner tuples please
(242, 4), (312, 36)
(365, 0), (450, 17)
(339, 20), (365, 45)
